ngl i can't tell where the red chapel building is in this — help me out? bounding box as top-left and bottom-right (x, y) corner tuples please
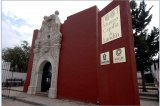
(23, 0), (140, 105)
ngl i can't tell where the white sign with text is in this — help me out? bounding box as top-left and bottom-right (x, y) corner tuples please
(100, 52), (110, 65)
(113, 47), (126, 63)
(101, 5), (122, 44)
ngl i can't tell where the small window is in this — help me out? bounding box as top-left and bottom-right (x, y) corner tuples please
(47, 35), (50, 39)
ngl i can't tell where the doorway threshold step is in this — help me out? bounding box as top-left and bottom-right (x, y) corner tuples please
(35, 92), (48, 97)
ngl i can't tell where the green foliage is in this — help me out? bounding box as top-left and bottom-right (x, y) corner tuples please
(2, 41), (31, 72)
(130, 0), (159, 72)
(130, 0), (159, 91)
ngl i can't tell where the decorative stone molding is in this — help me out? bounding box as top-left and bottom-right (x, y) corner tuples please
(27, 11), (62, 98)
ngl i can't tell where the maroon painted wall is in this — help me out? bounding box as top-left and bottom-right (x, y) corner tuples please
(23, 29), (38, 92)
(97, 0), (140, 105)
(57, 6), (99, 103)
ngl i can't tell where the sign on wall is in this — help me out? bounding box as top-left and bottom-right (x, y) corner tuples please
(113, 47), (126, 63)
(100, 52), (110, 65)
(101, 5), (122, 44)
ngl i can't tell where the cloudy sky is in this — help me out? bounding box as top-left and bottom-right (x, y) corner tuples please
(2, 1), (159, 49)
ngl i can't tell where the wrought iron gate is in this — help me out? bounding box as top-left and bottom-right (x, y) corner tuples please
(137, 71), (159, 99)
(2, 61), (12, 98)
(2, 61), (24, 99)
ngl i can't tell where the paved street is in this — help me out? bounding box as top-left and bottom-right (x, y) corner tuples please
(2, 98), (33, 106)
(2, 87), (159, 106)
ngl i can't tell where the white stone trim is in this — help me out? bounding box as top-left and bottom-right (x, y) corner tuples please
(27, 11), (62, 98)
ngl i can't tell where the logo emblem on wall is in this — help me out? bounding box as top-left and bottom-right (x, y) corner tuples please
(116, 49), (122, 56)
(103, 54), (107, 60)
(113, 47), (126, 63)
(100, 52), (110, 65)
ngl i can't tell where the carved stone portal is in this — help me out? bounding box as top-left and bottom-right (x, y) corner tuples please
(27, 11), (62, 98)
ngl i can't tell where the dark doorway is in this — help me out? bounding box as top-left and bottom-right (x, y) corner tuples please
(41, 62), (52, 92)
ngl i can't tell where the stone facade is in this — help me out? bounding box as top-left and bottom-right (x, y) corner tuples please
(27, 11), (62, 98)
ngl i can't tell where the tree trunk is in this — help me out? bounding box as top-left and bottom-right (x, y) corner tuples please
(141, 70), (147, 92)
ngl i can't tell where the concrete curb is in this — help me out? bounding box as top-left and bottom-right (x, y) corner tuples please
(15, 98), (48, 106)
(3, 95), (48, 106)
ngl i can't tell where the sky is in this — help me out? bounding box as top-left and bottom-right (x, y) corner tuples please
(1, 1), (159, 49)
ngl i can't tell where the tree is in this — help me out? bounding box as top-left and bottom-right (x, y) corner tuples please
(2, 41), (31, 72)
(130, 0), (159, 91)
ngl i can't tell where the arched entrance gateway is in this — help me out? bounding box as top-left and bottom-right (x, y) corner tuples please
(41, 62), (52, 92)
(27, 11), (62, 98)
(33, 60), (52, 94)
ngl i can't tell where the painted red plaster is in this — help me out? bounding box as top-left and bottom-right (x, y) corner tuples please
(57, 6), (99, 103)
(23, 29), (38, 92)
(97, 1), (140, 105)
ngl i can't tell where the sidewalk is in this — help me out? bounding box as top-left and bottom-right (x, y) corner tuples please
(3, 87), (95, 106)
(2, 87), (159, 106)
